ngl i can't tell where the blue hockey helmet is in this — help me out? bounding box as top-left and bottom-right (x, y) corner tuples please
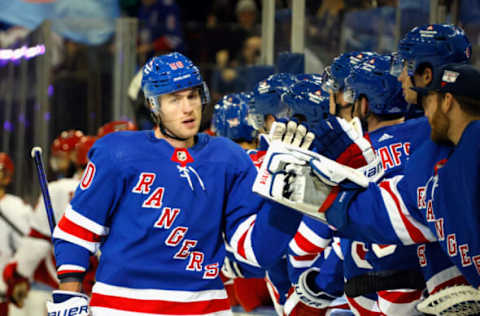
(282, 79), (330, 124)
(141, 52), (210, 117)
(393, 24), (471, 77)
(344, 54), (407, 116)
(322, 52), (374, 92)
(295, 73), (323, 85)
(249, 73), (297, 130)
(213, 93), (256, 142)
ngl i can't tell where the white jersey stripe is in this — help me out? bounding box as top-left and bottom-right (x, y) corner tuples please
(66, 205), (110, 236)
(388, 176), (436, 242)
(90, 306), (233, 316)
(92, 282), (228, 302)
(53, 226), (99, 253)
(288, 254), (318, 268)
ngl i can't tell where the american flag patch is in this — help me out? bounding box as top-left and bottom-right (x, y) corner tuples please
(442, 70), (459, 83)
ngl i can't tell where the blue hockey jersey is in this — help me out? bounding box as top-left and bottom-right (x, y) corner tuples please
(327, 121), (480, 288)
(342, 118), (430, 281)
(52, 131), (302, 315)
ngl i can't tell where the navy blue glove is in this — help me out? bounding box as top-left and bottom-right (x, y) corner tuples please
(312, 116), (375, 169)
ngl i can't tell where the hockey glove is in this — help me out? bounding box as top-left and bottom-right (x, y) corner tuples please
(312, 116), (383, 181)
(3, 262), (30, 308)
(269, 119), (315, 149)
(284, 268), (336, 316)
(46, 291), (90, 316)
(252, 140), (369, 223)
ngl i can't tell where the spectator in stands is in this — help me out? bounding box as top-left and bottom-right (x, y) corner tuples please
(137, 0), (185, 64)
(235, 0), (260, 37)
(309, 0), (345, 62)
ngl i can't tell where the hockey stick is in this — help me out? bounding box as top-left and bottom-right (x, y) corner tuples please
(0, 207), (25, 236)
(31, 147), (56, 235)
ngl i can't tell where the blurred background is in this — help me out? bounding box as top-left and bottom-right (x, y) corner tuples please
(0, 0), (479, 204)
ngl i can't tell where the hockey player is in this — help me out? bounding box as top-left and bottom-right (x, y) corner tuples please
(47, 52), (308, 316)
(322, 52), (374, 121)
(281, 24), (473, 312)
(248, 72), (298, 134)
(341, 54), (428, 315)
(212, 93), (257, 150)
(96, 120), (137, 138)
(0, 153), (32, 315)
(248, 73), (303, 169)
(390, 24), (471, 115)
(49, 130), (84, 179)
(313, 62), (480, 313)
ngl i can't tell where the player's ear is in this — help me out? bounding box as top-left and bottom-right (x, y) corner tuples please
(423, 67), (433, 86)
(441, 92), (454, 113)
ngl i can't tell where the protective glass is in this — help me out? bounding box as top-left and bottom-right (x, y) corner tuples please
(321, 66), (342, 92)
(343, 87), (357, 104)
(389, 52), (405, 77)
(247, 106), (266, 131)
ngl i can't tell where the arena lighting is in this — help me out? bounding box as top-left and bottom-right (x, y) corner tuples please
(0, 44), (46, 61)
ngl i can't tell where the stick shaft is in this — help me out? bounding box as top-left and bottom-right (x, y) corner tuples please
(31, 147), (56, 235)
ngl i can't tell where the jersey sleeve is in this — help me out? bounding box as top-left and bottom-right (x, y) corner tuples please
(52, 141), (124, 280)
(287, 216), (333, 269)
(223, 149), (303, 269)
(328, 175), (436, 245)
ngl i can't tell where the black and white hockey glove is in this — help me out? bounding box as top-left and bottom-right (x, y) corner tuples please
(46, 291), (90, 316)
(284, 268), (337, 315)
(268, 119), (315, 149)
(252, 138), (370, 223)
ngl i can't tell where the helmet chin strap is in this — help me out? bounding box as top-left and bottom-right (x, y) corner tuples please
(159, 122), (189, 141)
(151, 113), (190, 142)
